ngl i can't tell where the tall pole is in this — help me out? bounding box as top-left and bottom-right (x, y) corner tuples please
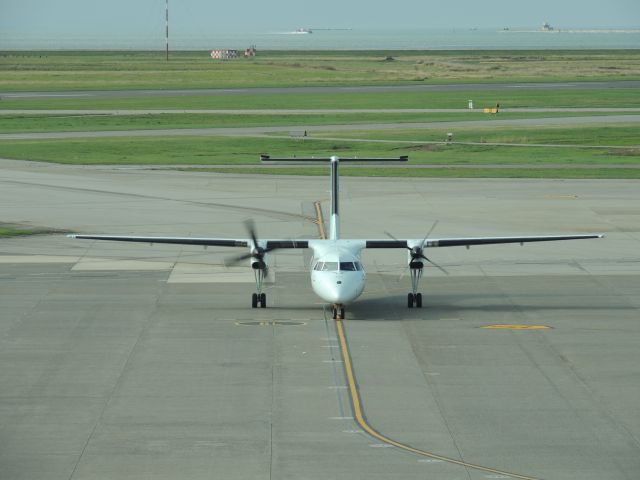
(165, 0), (169, 61)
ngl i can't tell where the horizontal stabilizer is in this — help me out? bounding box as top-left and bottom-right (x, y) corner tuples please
(260, 155), (408, 163)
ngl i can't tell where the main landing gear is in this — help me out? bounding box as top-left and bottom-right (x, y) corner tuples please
(331, 304), (345, 320)
(408, 260), (423, 308)
(251, 292), (266, 308)
(251, 265), (267, 308)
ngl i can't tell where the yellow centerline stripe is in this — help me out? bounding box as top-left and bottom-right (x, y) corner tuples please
(481, 324), (550, 330)
(334, 317), (541, 480)
(313, 201), (327, 240)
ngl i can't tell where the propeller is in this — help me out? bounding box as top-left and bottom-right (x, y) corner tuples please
(225, 220), (276, 271)
(385, 220), (448, 275)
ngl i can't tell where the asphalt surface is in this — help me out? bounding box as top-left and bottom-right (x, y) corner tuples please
(2, 80), (640, 99)
(1, 161), (639, 479)
(1, 114), (639, 141)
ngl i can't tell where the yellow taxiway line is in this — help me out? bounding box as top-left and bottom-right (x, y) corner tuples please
(318, 192), (538, 478)
(334, 317), (541, 480)
(481, 324), (550, 330)
(313, 201), (327, 240)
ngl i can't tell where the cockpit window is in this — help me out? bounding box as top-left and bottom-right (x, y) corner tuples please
(315, 261), (362, 272)
(339, 262), (356, 271)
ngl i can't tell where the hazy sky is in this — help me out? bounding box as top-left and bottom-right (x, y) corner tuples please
(2, 0), (639, 38)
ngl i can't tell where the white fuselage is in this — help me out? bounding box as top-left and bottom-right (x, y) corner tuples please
(309, 239), (366, 305)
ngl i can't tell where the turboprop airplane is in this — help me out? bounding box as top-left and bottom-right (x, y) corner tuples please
(70, 155), (603, 319)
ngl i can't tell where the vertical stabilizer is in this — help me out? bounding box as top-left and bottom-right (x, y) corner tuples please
(329, 156), (340, 240)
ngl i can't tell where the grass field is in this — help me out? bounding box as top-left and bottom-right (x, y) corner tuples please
(2, 89), (640, 111)
(0, 225), (61, 237)
(1, 111), (632, 133)
(1, 50), (638, 179)
(312, 124), (640, 146)
(0, 124), (637, 179)
(2, 50), (640, 92)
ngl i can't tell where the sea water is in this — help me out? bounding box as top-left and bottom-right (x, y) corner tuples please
(4, 28), (640, 51)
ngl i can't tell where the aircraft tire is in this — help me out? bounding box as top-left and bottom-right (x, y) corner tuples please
(408, 293), (414, 308)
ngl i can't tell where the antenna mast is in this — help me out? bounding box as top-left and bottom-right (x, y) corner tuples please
(165, 0), (169, 61)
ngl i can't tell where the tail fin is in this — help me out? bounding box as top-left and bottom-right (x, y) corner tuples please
(329, 156), (340, 239)
(260, 155), (408, 240)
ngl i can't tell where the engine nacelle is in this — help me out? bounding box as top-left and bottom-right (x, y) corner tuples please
(251, 260), (267, 270)
(409, 260), (424, 269)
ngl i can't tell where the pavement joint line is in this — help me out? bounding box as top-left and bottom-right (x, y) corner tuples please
(334, 316), (542, 480)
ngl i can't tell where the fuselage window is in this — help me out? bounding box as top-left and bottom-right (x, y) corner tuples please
(339, 262), (356, 271)
(322, 262), (339, 271)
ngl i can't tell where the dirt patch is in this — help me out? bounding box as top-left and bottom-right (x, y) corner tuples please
(610, 148), (640, 156)
(401, 143), (445, 152)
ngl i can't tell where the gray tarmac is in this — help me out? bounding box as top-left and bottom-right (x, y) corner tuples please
(1, 160), (639, 479)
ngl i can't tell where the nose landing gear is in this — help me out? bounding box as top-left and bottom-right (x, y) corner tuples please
(331, 304), (345, 320)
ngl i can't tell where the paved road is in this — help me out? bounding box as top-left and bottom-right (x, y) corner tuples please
(2, 114), (639, 141)
(1, 80), (639, 100)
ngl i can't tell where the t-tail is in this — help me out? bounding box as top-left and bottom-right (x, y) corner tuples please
(260, 155), (408, 240)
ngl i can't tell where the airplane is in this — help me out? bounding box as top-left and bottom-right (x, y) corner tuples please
(70, 155), (603, 320)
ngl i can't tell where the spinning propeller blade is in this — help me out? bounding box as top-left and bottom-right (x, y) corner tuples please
(385, 221), (448, 275)
(224, 220), (278, 270)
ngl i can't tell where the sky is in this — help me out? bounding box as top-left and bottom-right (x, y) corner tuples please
(2, 0), (639, 39)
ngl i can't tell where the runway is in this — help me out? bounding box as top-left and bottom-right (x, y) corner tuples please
(1, 161), (639, 479)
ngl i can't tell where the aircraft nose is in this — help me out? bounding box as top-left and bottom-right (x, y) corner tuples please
(325, 280), (354, 304)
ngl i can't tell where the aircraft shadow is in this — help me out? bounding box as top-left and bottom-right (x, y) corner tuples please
(346, 295), (633, 321)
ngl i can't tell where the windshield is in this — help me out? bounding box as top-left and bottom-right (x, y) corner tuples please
(314, 261), (363, 271)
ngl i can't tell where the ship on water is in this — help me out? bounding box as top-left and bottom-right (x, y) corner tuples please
(542, 21), (554, 31)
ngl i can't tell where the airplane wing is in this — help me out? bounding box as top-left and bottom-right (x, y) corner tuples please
(365, 234), (603, 249)
(70, 234), (602, 249)
(68, 235), (309, 249)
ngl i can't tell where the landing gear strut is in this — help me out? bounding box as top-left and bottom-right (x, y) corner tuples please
(408, 260), (423, 308)
(251, 266), (267, 308)
(331, 304), (345, 320)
